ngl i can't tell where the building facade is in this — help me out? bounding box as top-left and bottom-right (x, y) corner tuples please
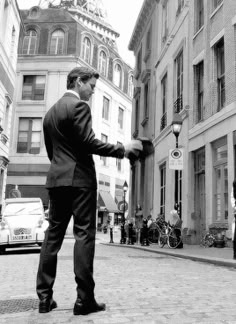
(7, 1), (133, 228)
(0, 0), (22, 210)
(129, 0), (236, 243)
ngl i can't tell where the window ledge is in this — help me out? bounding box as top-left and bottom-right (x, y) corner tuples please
(1, 133), (8, 145)
(193, 25), (204, 40)
(141, 117), (149, 127)
(210, 2), (223, 19)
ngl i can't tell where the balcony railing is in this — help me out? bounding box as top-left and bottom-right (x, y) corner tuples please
(174, 95), (183, 113)
(160, 112), (167, 131)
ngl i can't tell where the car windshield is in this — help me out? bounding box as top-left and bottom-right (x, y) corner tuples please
(4, 202), (42, 216)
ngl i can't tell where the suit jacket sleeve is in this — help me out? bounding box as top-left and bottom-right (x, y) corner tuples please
(43, 121), (53, 161)
(73, 101), (125, 158)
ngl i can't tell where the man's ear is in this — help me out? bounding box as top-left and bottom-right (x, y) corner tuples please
(77, 77), (82, 87)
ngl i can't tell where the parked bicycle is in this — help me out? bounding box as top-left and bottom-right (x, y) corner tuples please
(148, 215), (183, 249)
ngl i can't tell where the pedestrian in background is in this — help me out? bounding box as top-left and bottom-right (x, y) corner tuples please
(36, 66), (143, 315)
(230, 179), (236, 260)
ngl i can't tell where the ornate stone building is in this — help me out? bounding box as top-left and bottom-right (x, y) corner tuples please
(7, 0), (133, 227)
(129, 0), (236, 243)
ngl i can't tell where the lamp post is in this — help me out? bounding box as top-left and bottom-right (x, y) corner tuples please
(171, 113), (183, 219)
(120, 180), (128, 244)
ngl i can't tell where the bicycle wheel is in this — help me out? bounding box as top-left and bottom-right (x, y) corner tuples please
(204, 234), (215, 247)
(158, 232), (166, 248)
(167, 229), (180, 249)
(148, 229), (159, 244)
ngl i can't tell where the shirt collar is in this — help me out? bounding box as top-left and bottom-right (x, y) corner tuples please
(65, 90), (80, 100)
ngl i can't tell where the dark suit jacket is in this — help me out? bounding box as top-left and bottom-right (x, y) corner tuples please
(44, 92), (125, 189)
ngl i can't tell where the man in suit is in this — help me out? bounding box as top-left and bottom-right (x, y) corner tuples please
(36, 66), (142, 315)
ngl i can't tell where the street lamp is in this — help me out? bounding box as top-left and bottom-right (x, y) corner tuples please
(171, 113), (183, 218)
(120, 180), (128, 244)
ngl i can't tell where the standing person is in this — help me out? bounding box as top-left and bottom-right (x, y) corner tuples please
(36, 66), (143, 315)
(231, 180), (236, 260)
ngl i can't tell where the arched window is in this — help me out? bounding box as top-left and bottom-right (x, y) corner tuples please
(82, 37), (91, 63)
(98, 50), (107, 76)
(22, 29), (37, 55)
(114, 63), (122, 88)
(50, 29), (64, 54)
(128, 75), (134, 97)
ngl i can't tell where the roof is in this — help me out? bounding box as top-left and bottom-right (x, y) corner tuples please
(98, 191), (119, 213)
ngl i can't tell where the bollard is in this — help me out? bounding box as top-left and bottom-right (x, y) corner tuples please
(141, 218), (149, 246)
(120, 223), (126, 244)
(109, 227), (114, 243)
(127, 223), (134, 245)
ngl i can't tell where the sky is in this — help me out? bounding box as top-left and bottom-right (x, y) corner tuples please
(17, 0), (144, 67)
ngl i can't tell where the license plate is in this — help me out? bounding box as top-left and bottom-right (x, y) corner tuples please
(12, 235), (32, 240)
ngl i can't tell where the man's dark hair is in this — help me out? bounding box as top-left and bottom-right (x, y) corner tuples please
(67, 67), (99, 89)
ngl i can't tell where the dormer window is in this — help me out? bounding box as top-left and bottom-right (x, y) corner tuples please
(50, 29), (64, 54)
(114, 63), (122, 89)
(82, 37), (91, 63)
(22, 30), (37, 55)
(98, 50), (107, 76)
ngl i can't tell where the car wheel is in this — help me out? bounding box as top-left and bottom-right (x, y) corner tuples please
(0, 246), (6, 254)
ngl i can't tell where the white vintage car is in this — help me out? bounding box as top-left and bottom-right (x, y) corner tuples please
(0, 198), (49, 254)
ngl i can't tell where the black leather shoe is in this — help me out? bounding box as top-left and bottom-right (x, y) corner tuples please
(73, 300), (106, 315)
(39, 298), (57, 313)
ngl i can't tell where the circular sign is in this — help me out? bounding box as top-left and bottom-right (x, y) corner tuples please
(171, 149), (182, 159)
(118, 201), (128, 212)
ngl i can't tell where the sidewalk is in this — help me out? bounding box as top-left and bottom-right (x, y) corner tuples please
(92, 231), (236, 269)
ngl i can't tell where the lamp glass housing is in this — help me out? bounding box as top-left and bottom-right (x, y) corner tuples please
(123, 181), (128, 193)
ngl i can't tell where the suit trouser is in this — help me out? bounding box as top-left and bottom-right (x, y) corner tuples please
(36, 186), (97, 302)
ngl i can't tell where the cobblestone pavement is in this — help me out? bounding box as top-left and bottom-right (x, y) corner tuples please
(1, 238), (236, 323)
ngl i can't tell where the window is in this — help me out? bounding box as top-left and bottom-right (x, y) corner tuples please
(215, 38), (225, 110)
(213, 138), (228, 221)
(118, 107), (124, 129)
(174, 50), (183, 112)
(22, 75), (46, 100)
(160, 163), (166, 216)
(82, 37), (91, 63)
(162, 2), (168, 43)
(146, 26), (151, 52)
(160, 73), (167, 131)
(195, 0), (204, 32)
(22, 29), (37, 55)
(10, 27), (16, 60)
(98, 50), (107, 76)
(135, 97), (140, 134)
(100, 134), (108, 166)
(114, 64), (122, 88)
(102, 96), (109, 120)
(50, 29), (64, 54)
(213, 0), (223, 10)
(17, 118), (42, 154)
(195, 61), (204, 122)
(116, 141), (122, 171)
(3, 99), (10, 135)
(135, 47), (142, 78)
(144, 81), (149, 119)
(128, 75), (134, 97)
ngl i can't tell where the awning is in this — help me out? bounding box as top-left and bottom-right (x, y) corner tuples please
(115, 195), (123, 204)
(98, 191), (119, 213)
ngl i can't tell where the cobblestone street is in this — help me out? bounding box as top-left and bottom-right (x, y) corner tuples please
(1, 238), (236, 323)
